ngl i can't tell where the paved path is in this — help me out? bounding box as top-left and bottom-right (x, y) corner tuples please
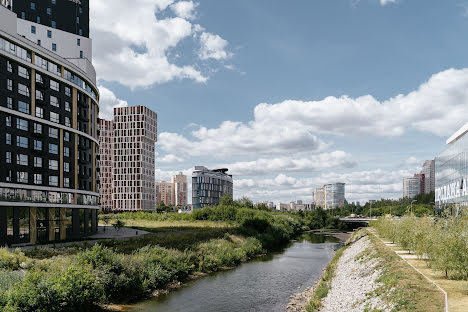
(11, 226), (150, 251)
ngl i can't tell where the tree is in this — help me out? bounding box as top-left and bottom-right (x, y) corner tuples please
(219, 193), (234, 206)
(102, 215), (111, 232)
(113, 220), (125, 232)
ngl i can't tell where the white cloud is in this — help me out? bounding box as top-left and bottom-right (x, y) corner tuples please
(199, 32), (233, 60)
(156, 154), (185, 163)
(98, 85), (128, 120)
(220, 151), (357, 176)
(171, 1), (198, 20)
(90, 0), (229, 88)
(380, 0), (397, 5)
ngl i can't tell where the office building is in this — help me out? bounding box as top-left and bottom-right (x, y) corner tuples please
(403, 177), (421, 199)
(155, 181), (174, 207)
(98, 106), (157, 211)
(0, 1), (99, 245)
(313, 183), (346, 210)
(422, 159), (435, 194)
(192, 166), (233, 209)
(172, 172), (188, 208)
(435, 122), (468, 212)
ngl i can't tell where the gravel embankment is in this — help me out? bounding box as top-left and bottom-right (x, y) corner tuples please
(287, 235), (393, 312)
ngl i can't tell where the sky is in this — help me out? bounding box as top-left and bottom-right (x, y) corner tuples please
(90, 0), (468, 204)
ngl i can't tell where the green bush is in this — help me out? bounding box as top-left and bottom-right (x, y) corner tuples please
(0, 248), (27, 270)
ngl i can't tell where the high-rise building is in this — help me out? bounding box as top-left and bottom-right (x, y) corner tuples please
(155, 181), (174, 207)
(413, 173), (425, 195)
(313, 183), (346, 210)
(0, 1), (99, 245)
(403, 177), (421, 199)
(172, 172), (188, 208)
(192, 166), (233, 209)
(98, 119), (113, 212)
(422, 159), (435, 194)
(99, 106), (158, 211)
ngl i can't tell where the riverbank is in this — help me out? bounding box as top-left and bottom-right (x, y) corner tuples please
(288, 229), (446, 312)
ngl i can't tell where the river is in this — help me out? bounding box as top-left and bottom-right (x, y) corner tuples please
(129, 232), (341, 312)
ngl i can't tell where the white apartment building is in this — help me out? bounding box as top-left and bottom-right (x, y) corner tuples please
(403, 177), (421, 199)
(98, 106), (158, 211)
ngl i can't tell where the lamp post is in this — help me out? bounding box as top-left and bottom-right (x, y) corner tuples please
(410, 199), (417, 215)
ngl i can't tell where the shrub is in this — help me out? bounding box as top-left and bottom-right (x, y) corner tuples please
(0, 248), (27, 270)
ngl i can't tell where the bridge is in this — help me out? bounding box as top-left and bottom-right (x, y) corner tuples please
(338, 217), (378, 223)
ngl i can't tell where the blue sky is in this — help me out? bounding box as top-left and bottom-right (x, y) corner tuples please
(91, 0), (468, 203)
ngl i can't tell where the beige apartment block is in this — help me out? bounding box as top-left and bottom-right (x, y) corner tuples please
(98, 106), (157, 211)
(172, 172), (188, 207)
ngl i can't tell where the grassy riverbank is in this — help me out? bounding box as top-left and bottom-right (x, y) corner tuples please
(0, 204), (345, 311)
(306, 229), (446, 312)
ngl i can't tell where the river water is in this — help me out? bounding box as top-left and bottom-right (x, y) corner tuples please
(129, 233), (341, 312)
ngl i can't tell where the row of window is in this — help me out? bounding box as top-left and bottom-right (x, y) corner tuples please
(5, 116), (72, 141)
(5, 170), (69, 187)
(5, 133), (70, 156)
(5, 152), (70, 172)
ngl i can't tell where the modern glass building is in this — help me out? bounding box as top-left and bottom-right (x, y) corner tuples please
(0, 1), (99, 245)
(313, 183), (345, 210)
(192, 166), (233, 209)
(435, 122), (468, 213)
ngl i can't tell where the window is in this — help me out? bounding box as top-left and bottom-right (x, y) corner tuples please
(47, 7), (51, 15)
(35, 106), (44, 118)
(76, 16), (80, 24)
(50, 95), (59, 107)
(7, 79), (12, 91)
(18, 83), (30, 97)
(36, 90), (44, 101)
(34, 157), (42, 168)
(50, 111), (60, 123)
(49, 160), (58, 170)
(6, 170), (11, 182)
(21, 11), (25, 19)
(16, 136), (28, 148)
(34, 123), (42, 134)
(80, 51), (83, 58)
(7, 97), (12, 109)
(51, 0), (56, 4)
(52, 43), (57, 52)
(47, 30), (52, 38)
(65, 87), (71, 97)
(49, 176), (58, 187)
(64, 147), (70, 157)
(64, 177), (70, 188)
(7, 60), (12, 72)
(31, 25), (36, 34)
(49, 127), (59, 139)
(17, 172), (28, 184)
(51, 21), (56, 28)
(18, 101), (29, 114)
(65, 117), (71, 127)
(65, 101), (71, 112)
(50, 80), (59, 91)
(79, 29), (83, 36)
(30, 2), (35, 10)
(37, 40), (41, 46)
(36, 16), (40, 23)
(16, 154), (28, 166)
(35, 73), (43, 84)
(64, 162), (70, 172)
(49, 143), (58, 154)
(6, 152), (11, 164)
(18, 66), (29, 79)
(64, 132), (70, 142)
(34, 140), (42, 151)
(6, 133), (11, 145)
(34, 174), (42, 185)
(16, 118), (29, 131)
(6, 116), (11, 127)
(77, 38), (80, 46)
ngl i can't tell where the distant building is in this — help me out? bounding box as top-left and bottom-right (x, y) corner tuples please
(403, 177), (421, 199)
(192, 167), (233, 209)
(172, 172), (188, 208)
(368, 200), (376, 204)
(356, 201), (360, 206)
(422, 159), (435, 194)
(276, 203), (289, 211)
(313, 183), (346, 209)
(297, 199), (303, 204)
(99, 120), (114, 212)
(155, 181), (174, 207)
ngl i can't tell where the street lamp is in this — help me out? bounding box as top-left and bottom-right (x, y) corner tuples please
(410, 199), (417, 215)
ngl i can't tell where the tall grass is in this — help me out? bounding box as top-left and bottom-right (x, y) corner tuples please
(372, 216), (468, 280)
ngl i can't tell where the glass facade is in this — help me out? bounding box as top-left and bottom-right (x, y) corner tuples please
(192, 167), (233, 209)
(435, 131), (468, 210)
